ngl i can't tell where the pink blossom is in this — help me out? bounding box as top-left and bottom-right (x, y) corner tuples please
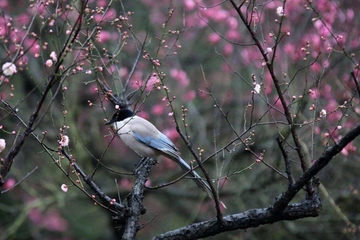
(119, 178), (133, 190)
(320, 109), (327, 118)
(146, 73), (160, 90)
(223, 43), (233, 56)
(29, 208), (68, 232)
(227, 17), (238, 29)
(137, 111), (149, 120)
(17, 13), (31, 25)
(97, 0), (110, 7)
(94, 9), (117, 22)
(3, 178), (15, 190)
(50, 51), (57, 62)
(208, 33), (221, 45)
(226, 30), (240, 41)
(98, 30), (111, 42)
(254, 84), (261, 94)
(310, 62), (321, 72)
(151, 103), (165, 116)
(59, 135), (69, 147)
(182, 90), (196, 101)
(2, 62), (17, 76)
(45, 59), (53, 67)
(170, 68), (190, 87)
(341, 142), (356, 156)
(346, 9), (354, 21)
(210, 9), (228, 22)
(119, 67), (128, 78)
(0, 0), (9, 8)
(163, 128), (179, 141)
(308, 88), (317, 99)
(0, 138), (5, 152)
(184, 0), (196, 10)
(61, 184), (68, 192)
(276, 6), (285, 17)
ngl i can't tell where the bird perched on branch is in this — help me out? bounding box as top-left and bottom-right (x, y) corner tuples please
(105, 108), (213, 199)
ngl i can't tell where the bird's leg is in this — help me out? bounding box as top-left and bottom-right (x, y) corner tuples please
(134, 157), (148, 171)
(134, 157), (158, 173)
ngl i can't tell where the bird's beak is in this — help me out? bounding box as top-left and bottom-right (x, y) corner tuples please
(105, 119), (114, 125)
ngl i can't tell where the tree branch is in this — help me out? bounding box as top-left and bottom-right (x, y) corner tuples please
(153, 196), (321, 240)
(122, 157), (157, 240)
(272, 124), (360, 212)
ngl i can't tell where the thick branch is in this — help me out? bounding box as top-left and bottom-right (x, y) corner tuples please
(272, 124), (360, 211)
(153, 196), (321, 240)
(122, 157), (157, 240)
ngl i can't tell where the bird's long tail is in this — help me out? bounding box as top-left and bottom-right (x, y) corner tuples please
(176, 157), (214, 199)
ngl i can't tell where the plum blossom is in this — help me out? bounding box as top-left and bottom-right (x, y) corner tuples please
(2, 62), (17, 76)
(254, 84), (261, 94)
(0, 139), (5, 153)
(45, 59), (53, 67)
(59, 135), (69, 147)
(276, 6), (284, 16)
(61, 184), (68, 192)
(50, 51), (57, 62)
(320, 109), (327, 118)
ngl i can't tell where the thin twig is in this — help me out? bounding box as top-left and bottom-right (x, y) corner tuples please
(1, 166), (38, 194)
(277, 137), (294, 187)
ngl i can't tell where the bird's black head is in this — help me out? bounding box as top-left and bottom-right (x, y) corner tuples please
(105, 108), (134, 125)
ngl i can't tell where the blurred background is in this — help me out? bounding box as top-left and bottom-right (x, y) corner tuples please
(0, 0), (359, 239)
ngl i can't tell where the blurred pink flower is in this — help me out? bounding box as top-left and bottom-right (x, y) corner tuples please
(119, 178), (133, 190)
(163, 128), (178, 142)
(182, 90), (196, 101)
(29, 208), (68, 232)
(94, 9), (116, 22)
(227, 17), (238, 29)
(137, 111), (149, 120)
(119, 67), (128, 78)
(341, 142), (356, 156)
(98, 30), (111, 42)
(17, 13), (31, 25)
(184, 0), (196, 11)
(223, 43), (233, 56)
(152, 103), (165, 116)
(96, 0), (110, 7)
(3, 178), (15, 190)
(346, 9), (354, 21)
(0, 0), (9, 8)
(208, 33), (221, 45)
(170, 68), (189, 87)
(226, 30), (240, 41)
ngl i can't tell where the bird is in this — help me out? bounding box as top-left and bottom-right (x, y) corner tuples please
(105, 108), (213, 199)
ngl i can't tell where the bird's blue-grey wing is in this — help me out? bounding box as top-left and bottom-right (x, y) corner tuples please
(132, 130), (179, 159)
